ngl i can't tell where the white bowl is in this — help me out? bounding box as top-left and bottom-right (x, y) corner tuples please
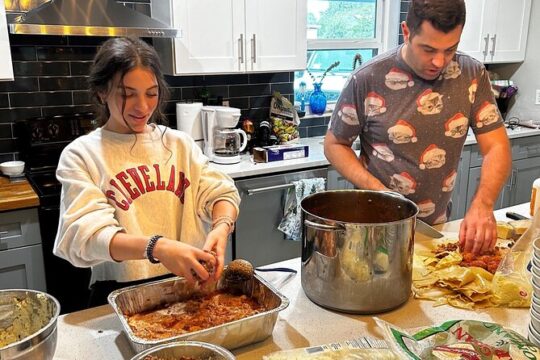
(0, 161), (25, 176)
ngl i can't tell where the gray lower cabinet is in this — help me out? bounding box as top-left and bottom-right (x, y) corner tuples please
(0, 208), (46, 291)
(327, 166), (355, 190)
(449, 147), (471, 221)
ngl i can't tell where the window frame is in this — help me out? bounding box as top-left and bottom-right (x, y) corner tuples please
(302, 0), (400, 111)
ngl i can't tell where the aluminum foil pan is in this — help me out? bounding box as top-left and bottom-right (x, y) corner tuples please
(131, 340), (235, 360)
(108, 273), (289, 353)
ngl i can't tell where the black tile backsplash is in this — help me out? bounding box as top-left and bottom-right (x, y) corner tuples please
(0, 1), (325, 161)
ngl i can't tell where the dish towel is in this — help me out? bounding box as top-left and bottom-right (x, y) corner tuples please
(278, 177), (326, 241)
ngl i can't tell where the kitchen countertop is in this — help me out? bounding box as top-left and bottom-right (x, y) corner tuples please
(211, 126), (540, 179)
(51, 203), (533, 360)
(0, 176), (39, 212)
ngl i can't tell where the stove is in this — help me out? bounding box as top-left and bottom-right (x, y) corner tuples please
(16, 112), (98, 313)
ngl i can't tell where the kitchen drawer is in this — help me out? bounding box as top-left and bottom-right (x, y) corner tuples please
(0, 244), (47, 291)
(0, 208), (41, 251)
(511, 135), (540, 161)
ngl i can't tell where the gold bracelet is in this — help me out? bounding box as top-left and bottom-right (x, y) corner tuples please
(212, 215), (235, 234)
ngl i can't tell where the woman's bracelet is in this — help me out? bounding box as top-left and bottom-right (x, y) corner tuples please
(212, 215), (235, 234)
(144, 235), (163, 264)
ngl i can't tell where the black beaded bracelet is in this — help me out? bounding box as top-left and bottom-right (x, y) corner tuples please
(145, 235), (163, 264)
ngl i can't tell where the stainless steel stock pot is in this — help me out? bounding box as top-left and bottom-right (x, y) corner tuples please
(300, 190), (418, 313)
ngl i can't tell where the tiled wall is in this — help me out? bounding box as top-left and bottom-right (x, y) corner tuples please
(0, 0), (330, 162)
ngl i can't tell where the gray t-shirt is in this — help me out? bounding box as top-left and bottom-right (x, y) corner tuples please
(329, 45), (503, 224)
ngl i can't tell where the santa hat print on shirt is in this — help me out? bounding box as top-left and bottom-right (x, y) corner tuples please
(440, 60), (461, 80)
(385, 67), (415, 90)
(416, 89), (443, 115)
(475, 101), (499, 128)
(418, 200), (436, 218)
(364, 92), (387, 116)
(419, 144), (446, 169)
(372, 143), (395, 162)
(444, 113), (469, 138)
(388, 119), (418, 144)
(389, 172), (416, 195)
(442, 170), (457, 192)
(338, 104), (359, 125)
(469, 79), (478, 104)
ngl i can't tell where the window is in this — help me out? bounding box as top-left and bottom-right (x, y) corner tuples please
(295, 0), (399, 112)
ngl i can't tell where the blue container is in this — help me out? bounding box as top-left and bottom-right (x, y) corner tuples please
(309, 82), (327, 115)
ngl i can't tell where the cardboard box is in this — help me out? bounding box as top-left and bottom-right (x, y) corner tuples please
(253, 144), (309, 163)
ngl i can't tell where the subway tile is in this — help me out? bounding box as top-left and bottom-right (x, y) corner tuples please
(181, 86), (228, 100)
(0, 77), (39, 92)
(70, 62), (93, 76)
(0, 153), (15, 163)
(167, 88), (182, 101)
(246, 107), (270, 120)
(42, 105), (94, 116)
(165, 76), (198, 87)
(0, 94), (8, 108)
(9, 34), (68, 46)
(228, 97), (249, 110)
(163, 101), (177, 115)
(229, 84), (270, 98)
(10, 91), (73, 107)
(196, 74), (249, 86)
(270, 83), (294, 95)
(307, 125), (327, 137)
(73, 91), (92, 105)
(10, 46), (37, 61)
(12, 61), (70, 76)
(298, 127), (308, 138)
(249, 73), (290, 84)
(249, 96), (272, 109)
(0, 124), (12, 139)
(37, 47), (98, 61)
(302, 117), (325, 127)
(0, 108), (42, 123)
(0, 139), (17, 153)
(39, 76), (89, 91)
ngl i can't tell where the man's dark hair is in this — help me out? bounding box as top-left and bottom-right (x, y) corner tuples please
(406, 0), (466, 37)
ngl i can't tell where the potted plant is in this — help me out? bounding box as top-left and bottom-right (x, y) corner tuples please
(306, 61), (340, 115)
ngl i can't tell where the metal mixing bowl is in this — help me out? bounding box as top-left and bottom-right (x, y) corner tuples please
(0, 289), (60, 360)
(131, 341), (236, 360)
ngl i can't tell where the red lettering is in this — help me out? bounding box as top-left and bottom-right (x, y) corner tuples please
(109, 179), (132, 204)
(166, 165), (176, 192)
(105, 190), (129, 211)
(154, 164), (165, 190)
(138, 165), (155, 192)
(126, 168), (146, 195)
(452, 327), (474, 343)
(117, 171), (140, 200)
(175, 172), (191, 203)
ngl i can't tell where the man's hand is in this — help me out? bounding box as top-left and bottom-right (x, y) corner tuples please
(458, 200), (497, 254)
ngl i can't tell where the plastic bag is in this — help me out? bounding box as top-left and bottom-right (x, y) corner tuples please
(269, 91), (300, 144)
(376, 318), (540, 360)
(491, 208), (540, 307)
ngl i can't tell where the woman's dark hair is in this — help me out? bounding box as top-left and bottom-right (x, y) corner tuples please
(406, 0), (466, 37)
(88, 36), (170, 127)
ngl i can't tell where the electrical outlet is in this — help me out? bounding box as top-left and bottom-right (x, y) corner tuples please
(536, 89), (540, 105)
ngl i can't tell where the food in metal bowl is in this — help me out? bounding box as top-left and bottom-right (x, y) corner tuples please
(132, 341), (235, 360)
(0, 289), (60, 360)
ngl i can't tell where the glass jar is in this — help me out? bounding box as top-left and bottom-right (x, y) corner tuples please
(309, 82), (327, 115)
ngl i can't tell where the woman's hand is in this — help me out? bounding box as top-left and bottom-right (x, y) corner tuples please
(203, 224), (230, 280)
(153, 238), (216, 283)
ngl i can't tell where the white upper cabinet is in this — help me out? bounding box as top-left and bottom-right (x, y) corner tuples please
(164, 0), (307, 75)
(0, 1), (14, 81)
(459, 0), (531, 63)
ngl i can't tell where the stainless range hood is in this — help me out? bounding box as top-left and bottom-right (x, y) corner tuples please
(7, 0), (180, 38)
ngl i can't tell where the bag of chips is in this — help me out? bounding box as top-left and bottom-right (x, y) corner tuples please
(269, 91), (300, 144)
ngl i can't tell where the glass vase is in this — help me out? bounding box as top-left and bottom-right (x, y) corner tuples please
(309, 82), (327, 115)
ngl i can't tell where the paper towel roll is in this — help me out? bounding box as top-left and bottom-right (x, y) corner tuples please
(176, 102), (203, 142)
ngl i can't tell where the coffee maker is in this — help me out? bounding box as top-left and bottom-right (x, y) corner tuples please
(201, 106), (247, 164)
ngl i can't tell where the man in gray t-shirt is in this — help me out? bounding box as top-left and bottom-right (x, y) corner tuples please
(324, 0), (511, 254)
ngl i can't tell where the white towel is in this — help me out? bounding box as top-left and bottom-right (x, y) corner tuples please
(278, 178), (326, 241)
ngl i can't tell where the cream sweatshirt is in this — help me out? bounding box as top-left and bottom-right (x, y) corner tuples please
(53, 124), (240, 284)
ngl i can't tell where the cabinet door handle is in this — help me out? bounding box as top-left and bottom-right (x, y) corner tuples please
(483, 33), (490, 58)
(238, 34), (244, 71)
(490, 34), (497, 57)
(251, 33), (256, 70)
(247, 183), (294, 195)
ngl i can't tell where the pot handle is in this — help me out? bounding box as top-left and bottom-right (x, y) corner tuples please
(304, 219), (344, 231)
